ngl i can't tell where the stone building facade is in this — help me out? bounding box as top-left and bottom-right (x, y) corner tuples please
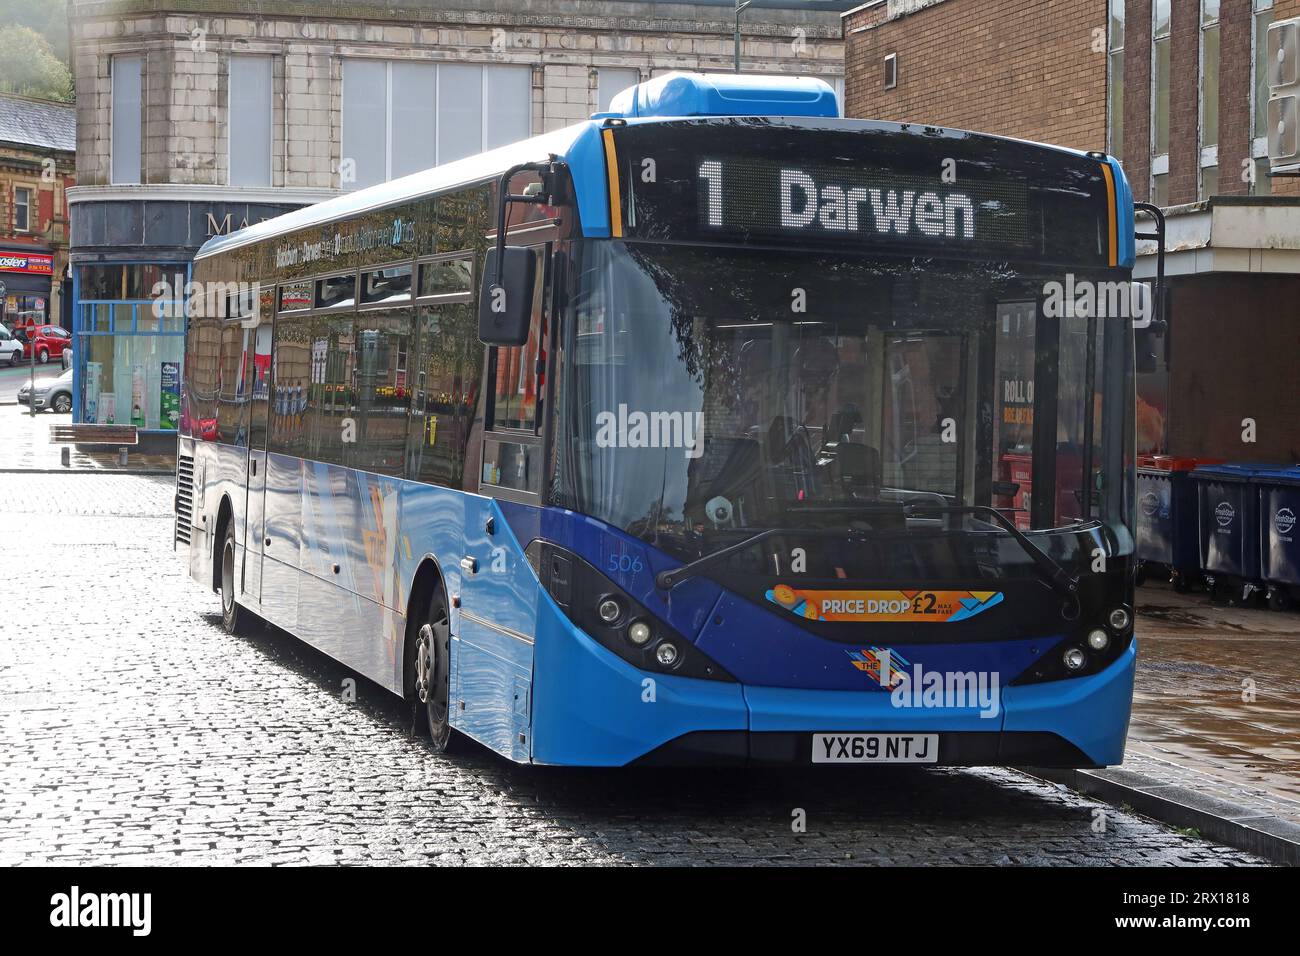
(66, 0), (852, 433)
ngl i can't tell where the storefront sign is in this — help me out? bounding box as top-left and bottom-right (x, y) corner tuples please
(0, 253), (54, 275)
(160, 362), (181, 430)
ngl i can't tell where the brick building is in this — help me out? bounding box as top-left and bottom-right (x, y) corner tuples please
(843, 0), (1300, 462)
(66, 0), (853, 434)
(0, 93), (75, 331)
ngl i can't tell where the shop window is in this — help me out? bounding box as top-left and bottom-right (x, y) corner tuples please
(81, 332), (186, 429)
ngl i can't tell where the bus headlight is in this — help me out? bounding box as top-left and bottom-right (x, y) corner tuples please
(525, 539), (734, 682)
(1087, 628), (1110, 651)
(627, 620), (653, 646)
(1062, 647), (1087, 671)
(655, 643), (679, 666)
(1107, 607), (1131, 632)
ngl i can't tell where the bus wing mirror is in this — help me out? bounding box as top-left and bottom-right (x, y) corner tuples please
(478, 246), (537, 346)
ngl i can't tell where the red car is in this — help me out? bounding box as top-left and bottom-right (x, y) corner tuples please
(21, 325), (72, 365)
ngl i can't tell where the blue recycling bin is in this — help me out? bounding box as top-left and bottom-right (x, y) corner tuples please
(1253, 466), (1300, 604)
(1136, 458), (1210, 586)
(1191, 463), (1272, 593)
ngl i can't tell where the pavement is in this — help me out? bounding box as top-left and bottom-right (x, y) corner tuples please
(1026, 580), (1300, 864)
(0, 391), (175, 474)
(0, 404), (1292, 865)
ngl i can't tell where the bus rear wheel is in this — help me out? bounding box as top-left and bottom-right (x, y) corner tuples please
(219, 525), (253, 635)
(414, 582), (456, 753)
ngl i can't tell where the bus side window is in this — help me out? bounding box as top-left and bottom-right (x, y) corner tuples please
(407, 302), (483, 488)
(216, 321), (248, 446)
(307, 312), (356, 467)
(351, 307), (413, 477)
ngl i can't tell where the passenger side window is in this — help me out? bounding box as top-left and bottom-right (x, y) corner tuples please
(269, 311), (311, 455)
(305, 312), (356, 466)
(216, 321), (249, 446)
(408, 302), (482, 487)
(352, 308), (412, 476)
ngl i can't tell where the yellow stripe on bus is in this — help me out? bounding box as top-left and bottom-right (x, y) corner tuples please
(1100, 163), (1118, 267)
(602, 127), (623, 238)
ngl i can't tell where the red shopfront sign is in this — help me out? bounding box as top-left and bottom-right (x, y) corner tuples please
(0, 252), (54, 275)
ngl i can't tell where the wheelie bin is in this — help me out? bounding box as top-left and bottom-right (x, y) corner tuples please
(1252, 465), (1300, 610)
(1191, 462), (1271, 605)
(1136, 456), (1222, 590)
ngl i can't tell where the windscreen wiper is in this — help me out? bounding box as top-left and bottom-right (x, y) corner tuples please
(897, 502), (1080, 601)
(655, 503), (1080, 603)
(655, 526), (873, 590)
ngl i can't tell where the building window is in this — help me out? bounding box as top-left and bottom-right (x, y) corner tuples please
(1200, 0), (1220, 199)
(1108, 0), (1125, 159)
(597, 68), (640, 114)
(341, 60), (532, 190)
(111, 55), (143, 185)
(13, 186), (31, 232)
(884, 53), (898, 90)
(1252, 0), (1275, 196)
(229, 55), (273, 188)
(1151, 0), (1171, 203)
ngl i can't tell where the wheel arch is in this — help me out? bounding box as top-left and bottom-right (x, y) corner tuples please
(211, 494), (235, 593)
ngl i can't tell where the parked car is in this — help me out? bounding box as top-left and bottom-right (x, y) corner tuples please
(21, 325), (72, 365)
(16, 366), (73, 413)
(0, 325), (22, 366)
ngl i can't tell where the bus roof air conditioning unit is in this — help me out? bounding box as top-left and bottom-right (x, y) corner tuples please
(597, 71), (839, 121)
(1268, 18), (1300, 174)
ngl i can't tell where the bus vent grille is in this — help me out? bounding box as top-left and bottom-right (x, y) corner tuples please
(175, 454), (195, 545)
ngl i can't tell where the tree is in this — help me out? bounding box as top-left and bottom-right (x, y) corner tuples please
(0, 24), (73, 101)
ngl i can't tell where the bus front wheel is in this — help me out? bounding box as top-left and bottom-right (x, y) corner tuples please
(414, 582), (456, 753)
(219, 525), (254, 635)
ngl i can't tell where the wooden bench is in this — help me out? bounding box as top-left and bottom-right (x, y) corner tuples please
(49, 424), (139, 446)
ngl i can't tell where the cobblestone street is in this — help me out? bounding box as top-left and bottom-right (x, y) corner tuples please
(0, 469), (1267, 866)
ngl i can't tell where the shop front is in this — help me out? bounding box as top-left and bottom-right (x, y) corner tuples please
(0, 245), (56, 329)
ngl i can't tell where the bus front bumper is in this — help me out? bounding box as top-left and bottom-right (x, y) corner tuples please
(531, 605), (1136, 768)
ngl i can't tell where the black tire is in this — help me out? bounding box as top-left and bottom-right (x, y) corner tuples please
(7, 351), (19, 367)
(51, 392), (71, 414)
(413, 580), (457, 752)
(219, 524), (254, 635)
(36, 347), (49, 365)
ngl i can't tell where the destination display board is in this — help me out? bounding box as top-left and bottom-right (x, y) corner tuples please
(609, 119), (1114, 267)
